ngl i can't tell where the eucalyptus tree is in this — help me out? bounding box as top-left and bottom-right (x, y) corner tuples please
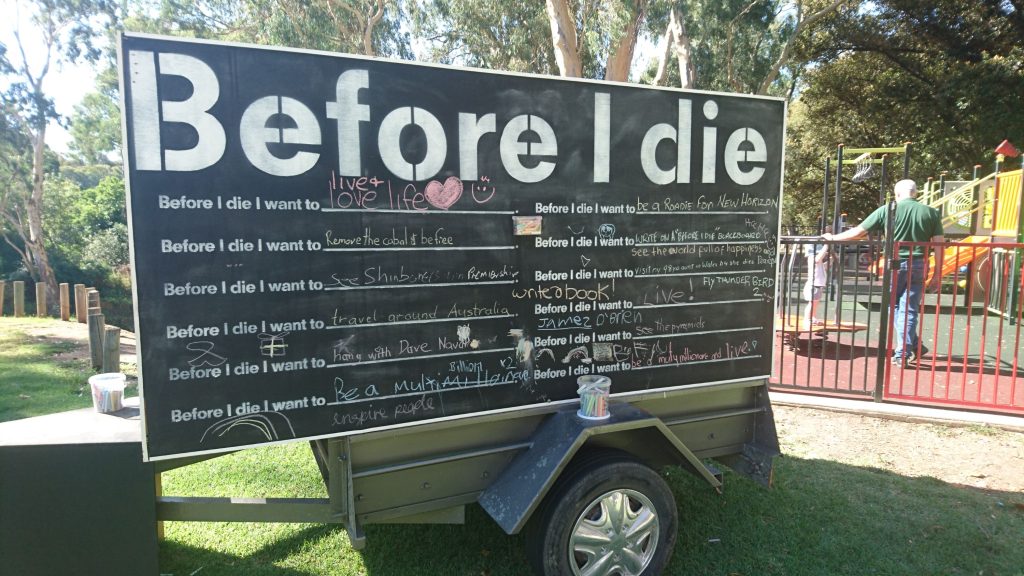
(409, 0), (556, 73)
(410, 0), (846, 94)
(643, 0), (848, 95)
(138, 0), (411, 57)
(67, 66), (120, 165)
(782, 0), (1024, 227)
(65, 0), (413, 170)
(0, 0), (117, 305)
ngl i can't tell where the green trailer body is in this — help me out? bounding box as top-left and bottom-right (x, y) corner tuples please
(119, 32), (785, 575)
(157, 377), (777, 574)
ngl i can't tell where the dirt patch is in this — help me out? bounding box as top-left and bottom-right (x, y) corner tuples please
(774, 405), (1024, 493)
(3, 317), (137, 371)
(3, 318), (92, 360)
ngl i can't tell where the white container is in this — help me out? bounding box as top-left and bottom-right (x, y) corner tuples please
(89, 373), (127, 413)
(576, 375), (611, 420)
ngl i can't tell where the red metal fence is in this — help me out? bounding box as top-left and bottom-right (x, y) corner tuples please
(773, 237), (884, 398)
(772, 238), (1024, 415)
(884, 241), (1024, 414)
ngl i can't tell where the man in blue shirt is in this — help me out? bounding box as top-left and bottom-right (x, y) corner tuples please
(823, 179), (944, 365)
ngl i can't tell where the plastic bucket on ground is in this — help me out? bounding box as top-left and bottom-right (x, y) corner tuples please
(89, 373), (126, 413)
(576, 375), (611, 420)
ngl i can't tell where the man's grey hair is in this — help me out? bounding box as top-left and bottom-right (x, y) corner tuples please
(894, 179), (917, 197)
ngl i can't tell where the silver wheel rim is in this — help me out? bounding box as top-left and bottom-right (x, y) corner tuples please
(568, 489), (660, 576)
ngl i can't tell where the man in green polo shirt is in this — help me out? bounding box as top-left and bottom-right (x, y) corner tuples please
(823, 179), (944, 365)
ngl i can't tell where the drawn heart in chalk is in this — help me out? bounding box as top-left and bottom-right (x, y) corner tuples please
(751, 340), (758, 351)
(580, 255), (592, 268)
(424, 176), (463, 210)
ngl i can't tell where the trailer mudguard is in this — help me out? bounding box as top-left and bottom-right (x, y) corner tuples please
(478, 403), (721, 535)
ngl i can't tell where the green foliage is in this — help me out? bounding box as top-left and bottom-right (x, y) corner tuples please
(80, 222), (128, 269)
(40, 174), (132, 326)
(2, 0), (119, 132)
(410, 0), (556, 73)
(61, 163), (121, 190)
(137, 0), (412, 58)
(0, 242), (19, 278)
(0, 100), (34, 279)
(644, 0), (797, 93)
(412, 0), (650, 79)
(0, 0), (121, 300)
(248, 0), (412, 58)
(69, 174), (126, 232)
(43, 175), (126, 262)
(0, 102), (33, 189)
(412, 0), (801, 91)
(67, 67), (121, 165)
(783, 0), (1024, 227)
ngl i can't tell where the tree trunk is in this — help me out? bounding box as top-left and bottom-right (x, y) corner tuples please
(727, 0), (761, 92)
(546, 0), (582, 77)
(757, 0), (848, 95)
(605, 1), (647, 82)
(362, 0), (386, 57)
(669, 9), (696, 89)
(26, 124), (58, 311)
(652, 21), (673, 86)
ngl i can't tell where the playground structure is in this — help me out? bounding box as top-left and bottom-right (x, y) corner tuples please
(774, 235), (1024, 415)
(817, 142), (1024, 322)
(775, 144), (909, 353)
(776, 313), (867, 352)
(917, 147), (1024, 319)
(773, 142), (1024, 416)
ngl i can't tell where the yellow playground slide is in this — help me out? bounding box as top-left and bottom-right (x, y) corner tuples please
(870, 235), (990, 283)
(936, 235), (990, 279)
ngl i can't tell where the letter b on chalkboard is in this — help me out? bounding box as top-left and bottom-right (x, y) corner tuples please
(129, 51), (226, 172)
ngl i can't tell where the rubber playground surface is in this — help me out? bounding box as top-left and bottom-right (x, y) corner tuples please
(772, 287), (1024, 415)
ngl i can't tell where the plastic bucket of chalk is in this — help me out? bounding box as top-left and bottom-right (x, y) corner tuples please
(89, 373), (126, 413)
(576, 375), (611, 420)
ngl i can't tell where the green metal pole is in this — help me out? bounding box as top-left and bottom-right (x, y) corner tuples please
(971, 164), (982, 233)
(874, 199), (897, 402)
(832, 146), (845, 304)
(902, 142), (912, 179)
(821, 157), (831, 234)
(879, 155), (889, 205)
(833, 145), (844, 232)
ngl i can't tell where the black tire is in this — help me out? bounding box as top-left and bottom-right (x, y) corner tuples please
(525, 450), (677, 576)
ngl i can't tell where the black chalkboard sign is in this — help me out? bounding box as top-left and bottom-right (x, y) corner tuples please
(119, 33), (785, 460)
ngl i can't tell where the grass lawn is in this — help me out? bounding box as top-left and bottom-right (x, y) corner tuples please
(155, 444), (1024, 576)
(3, 318), (1022, 575)
(0, 318), (97, 421)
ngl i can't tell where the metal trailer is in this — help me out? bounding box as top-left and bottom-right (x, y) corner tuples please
(119, 33), (784, 575)
(156, 377), (777, 576)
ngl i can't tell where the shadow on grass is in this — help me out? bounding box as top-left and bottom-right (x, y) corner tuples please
(159, 524), (337, 576)
(666, 456), (1023, 576)
(159, 455), (1024, 576)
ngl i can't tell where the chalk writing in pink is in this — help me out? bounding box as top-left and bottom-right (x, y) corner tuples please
(424, 176), (463, 210)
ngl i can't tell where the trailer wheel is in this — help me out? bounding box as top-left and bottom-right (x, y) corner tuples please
(526, 451), (677, 576)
